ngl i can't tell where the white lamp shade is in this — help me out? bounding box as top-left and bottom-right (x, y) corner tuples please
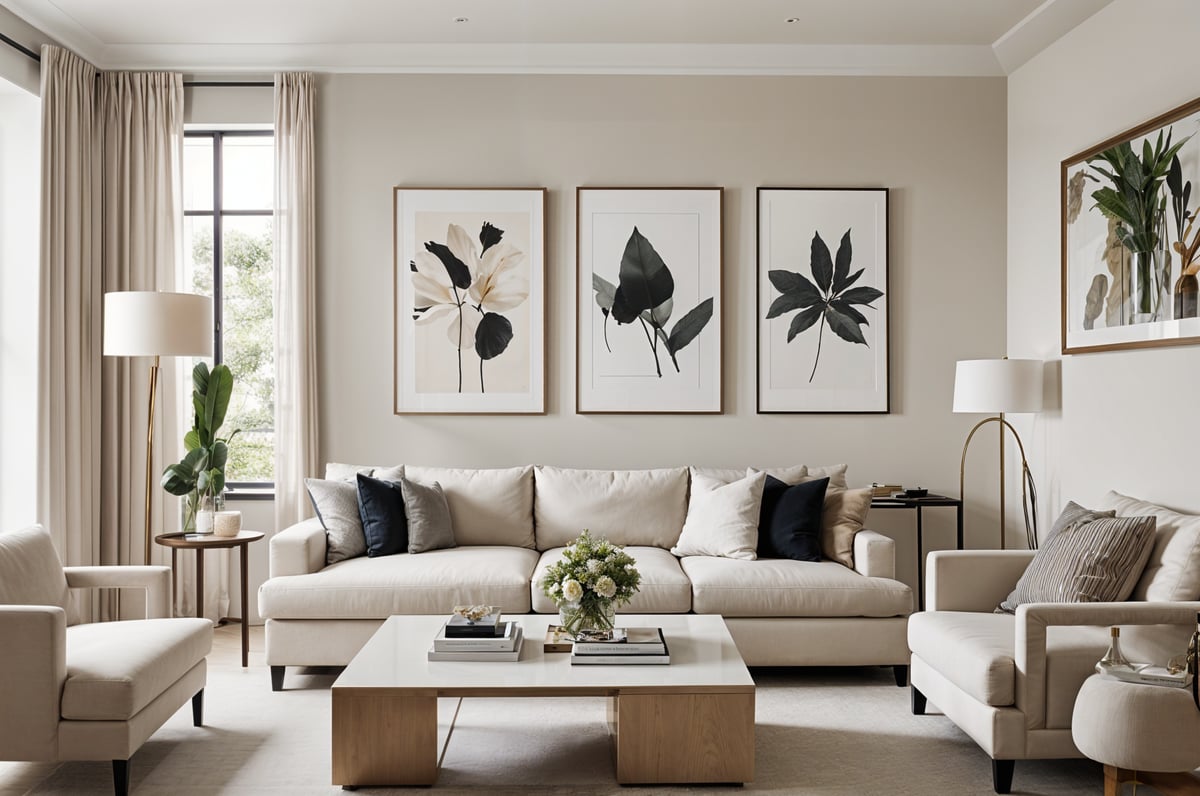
(103, 291), (213, 357)
(953, 358), (1043, 414)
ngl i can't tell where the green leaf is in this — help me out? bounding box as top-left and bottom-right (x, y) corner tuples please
(183, 428), (200, 452)
(611, 226), (675, 324)
(766, 291), (816, 319)
(831, 229), (853, 293)
(192, 362), (210, 397)
(768, 270), (821, 306)
(839, 286), (884, 306)
(810, 232), (833, 293)
(474, 312), (514, 360)
(786, 305), (824, 342)
(824, 304), (869, 345)
(666, 298), (713, 355)
(210, 440), (229, 472)
(203, 364), (234, 438)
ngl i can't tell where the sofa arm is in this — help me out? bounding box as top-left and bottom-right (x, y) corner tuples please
(925, 550), (1035, 612)
(0, 606), (66, 759)
(1015, 601), (1200, 731)
(64, 566), (172, 619)
(853, 529), (895, 579)
(270, 518), (327, 577)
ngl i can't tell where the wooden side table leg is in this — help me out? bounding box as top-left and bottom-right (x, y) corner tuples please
(196, 549), (205, 620)
(240, 542), (249, 667)
(170, 548), (177, 616)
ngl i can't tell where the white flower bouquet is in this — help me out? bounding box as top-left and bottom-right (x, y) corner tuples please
(540, 529), (641, 639)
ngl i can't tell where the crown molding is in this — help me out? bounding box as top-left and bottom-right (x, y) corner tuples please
(991, 0), (1112, 73)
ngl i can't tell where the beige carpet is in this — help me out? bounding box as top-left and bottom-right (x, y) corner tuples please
(0, 625), (1109, 795)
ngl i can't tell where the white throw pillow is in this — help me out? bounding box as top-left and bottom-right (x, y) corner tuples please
(671, 471), (767, 560)
(1104, 490), (1200, 601)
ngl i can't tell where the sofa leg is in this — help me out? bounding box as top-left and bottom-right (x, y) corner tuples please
(112, 759), (130, 796)
(911, 684), (927, 715)
(192, 688), (204, 726)
(892, 664), (908, 687)
(271, 665), (285, 692)
(992, 759), (1015, 794)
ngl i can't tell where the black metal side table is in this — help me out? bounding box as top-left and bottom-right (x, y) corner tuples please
(869, 495), (964, 610)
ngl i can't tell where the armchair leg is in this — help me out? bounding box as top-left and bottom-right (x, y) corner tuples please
(991, 759), (1014, 794)
(271, 665), (285, 692)
(892, 664), (908, 687)
(192, 688), (204, 726)
(911, 684), (927, 715)
(112, 759), (130, 796)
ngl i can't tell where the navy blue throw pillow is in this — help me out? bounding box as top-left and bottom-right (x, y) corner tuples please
(757, 476), (830, 561)
(356, 473), (408, 557)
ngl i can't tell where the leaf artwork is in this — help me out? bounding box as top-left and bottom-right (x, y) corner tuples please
(591, 227), (713, 377)
(766, 229), (883, 382)
(411, 222), (529, 393)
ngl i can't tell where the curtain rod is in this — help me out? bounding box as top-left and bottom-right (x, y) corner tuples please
(1, 31), (39, 62)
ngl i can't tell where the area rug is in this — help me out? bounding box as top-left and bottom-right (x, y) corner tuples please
(0, 628), (1105, 795)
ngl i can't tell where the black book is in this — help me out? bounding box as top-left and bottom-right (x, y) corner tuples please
(444, 614), (504, 638)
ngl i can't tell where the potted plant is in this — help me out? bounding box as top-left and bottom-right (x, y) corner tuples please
(539, 530), (641, 640)
(161, 362), (238, 533)
(1167, 154), (1200, 319)
(1088, 129), (1191, 323)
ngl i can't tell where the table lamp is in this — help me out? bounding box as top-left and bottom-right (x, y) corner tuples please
(103, 291), (213, 564)
(953, 358), (1043, 549)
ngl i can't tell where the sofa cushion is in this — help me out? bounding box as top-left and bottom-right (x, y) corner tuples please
(671, 471), (766, 560)
(680, 555), (912, 617)
(1104, 491), (1200, 601)
(325, 462), (404, 481)
(693, 465), (807, 485)
(258, 546), (541, 618)
(0, 525), (70, 615)
(400, 477), (456, 554)
(758, 476), (830, 561)
(406, 466), (535, 549)
(61, 617), (211, 720)
(306, 478), (367, 564)
(534, 467), (688, 550)
(355, 473), (408, 557)
(821, 487), (873, 568)
(531, 546), (692, 614)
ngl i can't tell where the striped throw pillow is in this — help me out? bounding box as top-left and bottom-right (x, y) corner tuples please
(998, 512), (1156, 613)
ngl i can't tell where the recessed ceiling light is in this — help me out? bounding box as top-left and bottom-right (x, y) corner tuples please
(785, 17), (799, 23)
(454, 16), (469, 23)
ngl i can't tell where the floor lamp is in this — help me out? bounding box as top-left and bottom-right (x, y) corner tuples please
(103, 291), (213, 565)
(953, 358), (1043, 550)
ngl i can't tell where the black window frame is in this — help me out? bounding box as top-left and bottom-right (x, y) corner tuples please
(183, 128), (275, 494)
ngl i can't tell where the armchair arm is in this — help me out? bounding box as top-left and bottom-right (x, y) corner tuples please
(925, 550), (1035, 612)
(0, 606), (66, 759)
(270, 518), (327, 577)
(64, 566), (172, 619)
(853, 529), (895, 579)
(1015, 601), (1200, 730)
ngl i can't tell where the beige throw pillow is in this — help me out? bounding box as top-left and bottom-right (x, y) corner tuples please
(671, 471), (767, 560)
(821, 487), (872, 568)
(1104, 491), (1200, 601)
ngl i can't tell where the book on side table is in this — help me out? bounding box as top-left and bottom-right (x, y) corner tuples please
(571, 627), (670, 665)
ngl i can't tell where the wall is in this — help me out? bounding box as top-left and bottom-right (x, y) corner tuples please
(1008, 0), (1200, 517)
(316, 73), (1009, 581)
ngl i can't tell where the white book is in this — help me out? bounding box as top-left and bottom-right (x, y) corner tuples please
(1097, 661), (1193, 688)
(433, 621), (518, 652)
(573, 628), (667, 656)
(428, 627), (524, 662)
(570, 651), (670, 665)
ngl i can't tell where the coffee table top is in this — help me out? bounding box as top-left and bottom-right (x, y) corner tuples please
(333, 614), (753, 695)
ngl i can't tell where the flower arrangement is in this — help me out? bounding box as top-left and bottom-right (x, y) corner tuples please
(540, 529), (641, 639)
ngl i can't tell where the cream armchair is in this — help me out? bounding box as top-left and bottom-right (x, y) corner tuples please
(0, 525), (213, 796)
(908, 549), (1199, 793)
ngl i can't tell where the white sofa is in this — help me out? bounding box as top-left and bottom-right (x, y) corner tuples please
(258, 465), (914, 690)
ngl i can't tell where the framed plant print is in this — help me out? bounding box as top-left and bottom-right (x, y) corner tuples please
(577, 187), (723, 414)
(393, 187), (546, 414)
(1061, 96), (1200, 354)
(757, 187), (889, 413)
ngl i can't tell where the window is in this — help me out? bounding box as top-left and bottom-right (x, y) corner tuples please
(183, 130), (275, 486)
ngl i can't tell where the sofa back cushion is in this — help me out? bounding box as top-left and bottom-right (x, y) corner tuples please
(1104, 490), (1200, 601)
(0, 525), (70, 613)
(534, 467), (688, 550)
(406, 466), (535, 548)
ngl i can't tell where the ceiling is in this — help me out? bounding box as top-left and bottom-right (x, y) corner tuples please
(1, 0), (1113, 75)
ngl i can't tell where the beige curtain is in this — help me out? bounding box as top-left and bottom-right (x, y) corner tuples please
(273, 73), (320, 533)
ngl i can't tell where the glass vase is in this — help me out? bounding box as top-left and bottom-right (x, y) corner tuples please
(558, 599), (617, 641)
(1127, 249), (1165, 324)
(1175, 273), (1198, 320)
(195, 494), (216, 535)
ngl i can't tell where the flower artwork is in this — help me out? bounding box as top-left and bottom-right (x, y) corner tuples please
(394, 188), (545, 414)
(540, 529), (641, 639)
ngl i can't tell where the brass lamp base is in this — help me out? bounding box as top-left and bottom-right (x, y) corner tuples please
(959, 414), (1037, 549)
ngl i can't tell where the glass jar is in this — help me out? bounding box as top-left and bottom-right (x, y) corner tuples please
(558, 599), (617, 641)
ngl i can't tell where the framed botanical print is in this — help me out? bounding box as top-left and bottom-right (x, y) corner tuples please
(757, 187), (889, 413)
(576, 187), (723, 414)
(393, 187), (546, 414)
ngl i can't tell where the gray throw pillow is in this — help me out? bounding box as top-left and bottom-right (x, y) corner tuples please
(999, 511), (1156, 614)
(400, 478), (456, 554)
(1042, 500), (1116, 546)
(305, 477), (367, 564)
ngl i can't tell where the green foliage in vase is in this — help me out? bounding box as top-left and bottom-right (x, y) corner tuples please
(540, 530), (641, 616)
(1088, 129), (1191, 254)
(161, 362), (239, 529)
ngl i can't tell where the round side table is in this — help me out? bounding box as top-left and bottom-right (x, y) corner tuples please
(155, 530), (265, 667)
(1072, 673), (1200, 794)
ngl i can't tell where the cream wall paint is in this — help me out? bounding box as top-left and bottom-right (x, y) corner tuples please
(315, 73), (1009, 576)
(1008, 0), (1200, 518)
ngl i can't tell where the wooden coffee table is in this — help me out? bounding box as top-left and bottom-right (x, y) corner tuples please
(331, 614), (755, 788)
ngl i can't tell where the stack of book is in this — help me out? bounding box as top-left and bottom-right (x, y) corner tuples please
(427, 616), (524, 662)
(570, 627), (670, 665)
(871, 483), (903, 498)
(1096, 661), (1193, 688)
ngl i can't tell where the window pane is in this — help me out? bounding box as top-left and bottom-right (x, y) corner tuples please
(183, 216), (214, 300)
(183, 137), (213, 211)
(222, 136), (273, 210)
(221, 215), (274, 482)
